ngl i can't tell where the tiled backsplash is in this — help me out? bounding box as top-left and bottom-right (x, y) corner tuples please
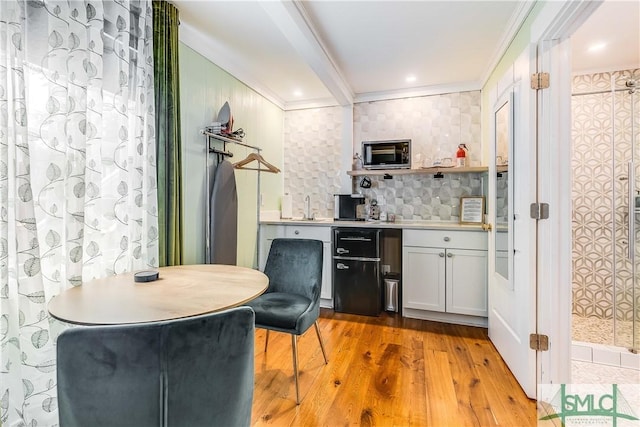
(283, 91), (484, 219)
(356, 173), (485, 221)
(283, 106), (343, 218)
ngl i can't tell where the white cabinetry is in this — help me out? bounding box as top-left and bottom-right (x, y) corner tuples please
(403, 246), (446, 312)
(402, 229), (488, 326)
(259, 224), (332, 306)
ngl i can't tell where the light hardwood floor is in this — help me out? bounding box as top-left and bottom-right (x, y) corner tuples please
(251, 309), (537, 426)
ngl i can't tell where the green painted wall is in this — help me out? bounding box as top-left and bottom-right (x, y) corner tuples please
(179, 43), (284, 267)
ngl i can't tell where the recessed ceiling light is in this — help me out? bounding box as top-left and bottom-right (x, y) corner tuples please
(405, 75), (417, 83)
(293, 90), (303, 97)
(588, 42), (606, 52)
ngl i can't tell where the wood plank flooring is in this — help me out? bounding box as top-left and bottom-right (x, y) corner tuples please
(251, 309), (537, 426)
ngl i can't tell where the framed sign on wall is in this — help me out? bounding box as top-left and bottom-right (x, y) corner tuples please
(459, 196), (485, 224)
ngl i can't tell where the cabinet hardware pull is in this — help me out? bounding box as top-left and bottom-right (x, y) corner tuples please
(341, 237), (372, 242)
(294, 230), (300, 235)
(336, 248), (349, 254)
(439, 252), (445, 257)
(447, 252), (453, 258)
(443, 236), (450, 242)
(336, 263), (349, 270)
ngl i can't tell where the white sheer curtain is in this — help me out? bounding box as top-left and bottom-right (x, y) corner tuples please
(0, 1), (158, 425)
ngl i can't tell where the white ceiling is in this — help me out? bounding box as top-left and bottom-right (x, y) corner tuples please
(175, 0), (639, 110)
(571, 0), (640, 75)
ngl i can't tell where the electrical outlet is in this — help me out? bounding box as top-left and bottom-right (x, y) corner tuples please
(382, 264), (391, 274)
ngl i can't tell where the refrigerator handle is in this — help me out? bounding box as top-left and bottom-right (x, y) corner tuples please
(629, 161), (635, 260)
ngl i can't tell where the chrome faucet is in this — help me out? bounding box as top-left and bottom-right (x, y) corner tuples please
(304, 195), (311, 220)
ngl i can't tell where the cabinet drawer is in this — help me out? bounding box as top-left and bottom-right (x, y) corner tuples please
(402, 229), (487, 250)
(284, 225), (331, 242)
(261, 225), (286, 240)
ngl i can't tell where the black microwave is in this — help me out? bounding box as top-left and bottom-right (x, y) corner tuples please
(362, 139), (411, 169)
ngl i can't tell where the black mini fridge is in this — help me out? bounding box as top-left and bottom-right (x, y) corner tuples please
(332, 228), (381, 316)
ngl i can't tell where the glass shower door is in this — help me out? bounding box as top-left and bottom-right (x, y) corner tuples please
(616, 80), (639, 353)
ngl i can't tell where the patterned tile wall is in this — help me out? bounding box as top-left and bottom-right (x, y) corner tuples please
(572, 68), (640, 326)
(283, 91), (485, 220)
(283, 106), (343, 218)
(356, 173), (484, 221)
(354, 91), (482, 168)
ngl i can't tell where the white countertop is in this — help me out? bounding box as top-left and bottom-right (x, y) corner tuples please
(260, 218), (485, 231)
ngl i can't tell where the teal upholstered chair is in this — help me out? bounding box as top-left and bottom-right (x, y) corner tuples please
(246, 238), (328, 404)
(56, 307), (255, 427)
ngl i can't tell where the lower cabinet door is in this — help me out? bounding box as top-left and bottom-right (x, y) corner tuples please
(445, 248), (488, 316)
(402, 246), (446, 312)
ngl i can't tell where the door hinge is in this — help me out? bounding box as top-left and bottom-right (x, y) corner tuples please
(531, 72), (550, 90)
(530, 333), (549, 351)
(530, 202), (549, 220)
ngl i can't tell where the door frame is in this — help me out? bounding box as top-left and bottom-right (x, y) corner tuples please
(530, 0), (603, 387)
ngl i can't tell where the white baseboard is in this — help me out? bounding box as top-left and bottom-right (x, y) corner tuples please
(402, 308), (488, 328)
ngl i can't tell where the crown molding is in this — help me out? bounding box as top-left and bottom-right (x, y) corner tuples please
(178, 22), (286, 110)
(480, 0), (537, 87)
(354, 81), (483, 104)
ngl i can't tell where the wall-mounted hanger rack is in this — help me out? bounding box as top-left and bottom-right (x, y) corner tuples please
(201, 128), (279, 268)
(233, 152), (280, 173)
(210, 147), (233, 164)
(210, 147), (233, 157)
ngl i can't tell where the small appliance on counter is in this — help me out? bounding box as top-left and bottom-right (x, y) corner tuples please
(334, 194), (365, 221)
(362, 139), (411, 170)
(356, 200), (380, 221)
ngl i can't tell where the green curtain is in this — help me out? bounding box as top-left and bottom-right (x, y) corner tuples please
(153, 1), (182, 266)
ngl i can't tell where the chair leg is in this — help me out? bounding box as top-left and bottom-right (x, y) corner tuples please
(314, 321), (329, 364)
(264, 329), (270, 353)
(291, 335), (300, 405)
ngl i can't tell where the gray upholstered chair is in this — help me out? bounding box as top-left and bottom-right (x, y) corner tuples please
(56, 306), (255, 427)
(246, 238), (328, 404)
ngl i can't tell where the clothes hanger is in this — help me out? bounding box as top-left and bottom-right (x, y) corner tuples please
(233, 152), (280, 173)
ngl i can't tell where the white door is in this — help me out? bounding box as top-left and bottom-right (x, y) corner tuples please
(487, 45), (538, 399)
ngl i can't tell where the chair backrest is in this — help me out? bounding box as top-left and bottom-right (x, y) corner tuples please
(57, 307), (255, 427)
(264, 238), (323, 303)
